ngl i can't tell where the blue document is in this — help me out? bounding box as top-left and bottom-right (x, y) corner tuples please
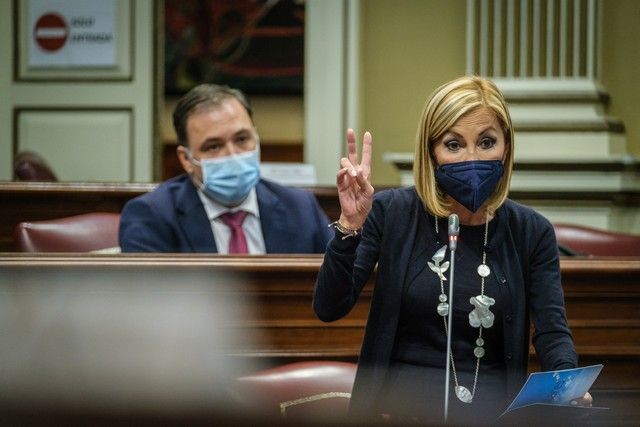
(503, 364), (604, 414)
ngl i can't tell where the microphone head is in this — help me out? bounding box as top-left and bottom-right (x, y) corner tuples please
(448, 214), (460, 236)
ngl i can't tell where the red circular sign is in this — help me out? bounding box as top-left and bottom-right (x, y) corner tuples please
(34, 13), (68, 52)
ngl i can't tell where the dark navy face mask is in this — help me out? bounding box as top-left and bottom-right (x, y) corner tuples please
(434, 160), (504, 213)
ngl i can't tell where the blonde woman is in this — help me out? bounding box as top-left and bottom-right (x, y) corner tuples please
(314, 76), (592, 423)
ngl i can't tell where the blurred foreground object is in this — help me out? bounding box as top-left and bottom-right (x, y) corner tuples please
(0, 261), (257, 421)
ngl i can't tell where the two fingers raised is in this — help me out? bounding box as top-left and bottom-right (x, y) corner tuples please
(343, 129), (372, 178)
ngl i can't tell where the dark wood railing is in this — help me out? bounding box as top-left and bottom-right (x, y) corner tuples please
(0, 254), (637, 380)
(0, 182), (341, 251)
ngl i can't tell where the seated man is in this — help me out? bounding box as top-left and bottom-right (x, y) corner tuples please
(120, 84), (332, 253)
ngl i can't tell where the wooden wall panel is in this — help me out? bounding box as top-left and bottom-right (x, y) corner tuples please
(16, 109), (132, 181)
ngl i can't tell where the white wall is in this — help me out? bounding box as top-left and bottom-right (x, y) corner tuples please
(0, 0), (155, 182)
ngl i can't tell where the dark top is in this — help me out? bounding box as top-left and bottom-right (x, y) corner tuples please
(313, 186), (577, 420)
(393, 216), (504, 371)
(381, 217), (507, 423)
(119, 174), (332, 253)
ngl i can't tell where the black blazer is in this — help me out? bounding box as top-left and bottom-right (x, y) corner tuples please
(119, 174), (332, 253)
(314, 186), (577, 417)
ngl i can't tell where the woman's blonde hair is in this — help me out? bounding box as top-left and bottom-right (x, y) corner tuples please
(413, 75), (514, 217)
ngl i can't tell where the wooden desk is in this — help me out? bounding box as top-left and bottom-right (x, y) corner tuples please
(1, 254), (638, 419)
(0, 254), (637, 376)
(0, 182), (342, 251)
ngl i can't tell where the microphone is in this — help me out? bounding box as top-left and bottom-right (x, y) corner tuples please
(444, 213), (459, 422)
(448, 213), (460, 251)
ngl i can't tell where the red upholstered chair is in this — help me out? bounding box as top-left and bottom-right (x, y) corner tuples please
(14, 213), (120, 252)
(231, 361), (357, 420)
(13, 151), (58, 181)
(553, 222), (640, 256)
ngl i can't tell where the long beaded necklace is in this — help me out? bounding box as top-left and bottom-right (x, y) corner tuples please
(428, 215), (496, 403)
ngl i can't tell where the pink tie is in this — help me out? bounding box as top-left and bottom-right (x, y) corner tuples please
(219, 211), (249, 254)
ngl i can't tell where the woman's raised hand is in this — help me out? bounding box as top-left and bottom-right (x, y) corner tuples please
(336, 129), (374, 230)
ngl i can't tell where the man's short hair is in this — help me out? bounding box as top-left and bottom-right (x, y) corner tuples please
(172, 84), (253, 147)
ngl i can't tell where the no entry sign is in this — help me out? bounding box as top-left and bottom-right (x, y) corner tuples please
(33, 13), (69, 52)
(28, 0), (117, 68)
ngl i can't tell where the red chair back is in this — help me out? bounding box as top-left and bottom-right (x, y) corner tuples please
(14, 213), (120, 252)
(553, 222), (640, 256)
(232, 361), (357, 420)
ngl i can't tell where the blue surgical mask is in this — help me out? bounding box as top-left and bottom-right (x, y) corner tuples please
(435, 160), (504, 212)
(189, 149), (260, 206)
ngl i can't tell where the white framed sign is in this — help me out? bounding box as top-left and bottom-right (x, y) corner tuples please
(28, 0), (117, 67)
(16, 0), (132, 80)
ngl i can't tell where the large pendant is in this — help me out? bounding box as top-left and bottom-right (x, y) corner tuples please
(428, 245), (450, 281)
(455, 385), (473, 403)
(432, 244), (447, 263)
(428, 261), (449, 281)
(468, 295), (496, 328)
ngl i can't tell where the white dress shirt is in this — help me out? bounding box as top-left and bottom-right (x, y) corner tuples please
(197, 188), (266, 254)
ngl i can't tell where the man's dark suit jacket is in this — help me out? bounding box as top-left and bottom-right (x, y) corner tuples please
(119, 174), (332, 253)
